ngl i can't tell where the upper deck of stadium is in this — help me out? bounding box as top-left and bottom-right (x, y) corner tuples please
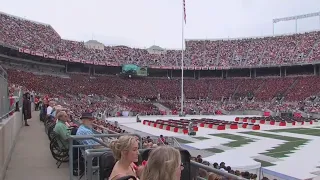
(0, 11), (320, 69)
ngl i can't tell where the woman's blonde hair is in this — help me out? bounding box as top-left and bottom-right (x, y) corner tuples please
(109, 135), (137, 160)
(140, 146), (181, 180)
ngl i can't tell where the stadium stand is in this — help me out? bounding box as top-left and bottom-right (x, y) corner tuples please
(2, 11), (320, 180)
(0, 12), (320, 68)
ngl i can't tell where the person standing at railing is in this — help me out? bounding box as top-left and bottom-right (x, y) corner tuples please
(22, 93), (31, 126)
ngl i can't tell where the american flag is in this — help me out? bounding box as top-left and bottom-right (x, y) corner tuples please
(183, 0), (186, 23)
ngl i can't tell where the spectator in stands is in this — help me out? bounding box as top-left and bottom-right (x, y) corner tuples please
(76, 112), (103, 149)
(46, 101), (55, 119)
(140, 146), (182, 180)
(34, 96), (39, 111)
(109, 135), (139, 180)
(53, 111), (71, 149)
(158, 135), (166, 144)
(22, 93), (31, 126)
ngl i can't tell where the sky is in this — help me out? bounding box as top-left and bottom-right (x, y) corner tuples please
(0, 0), (319, 49)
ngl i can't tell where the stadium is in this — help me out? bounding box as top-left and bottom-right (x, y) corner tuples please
(1, 3), (320, 180)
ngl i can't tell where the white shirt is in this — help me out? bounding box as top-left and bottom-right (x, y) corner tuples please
(47, 106), (53, 115)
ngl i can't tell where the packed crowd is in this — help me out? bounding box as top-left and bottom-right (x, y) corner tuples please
(7, 68), (320, 114)
(7, 69), (320, 102)
(1, 13), (320, 68)
(194, 155), (259, 180)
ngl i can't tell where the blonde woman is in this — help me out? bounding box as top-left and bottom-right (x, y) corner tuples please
(140, 146), (183, 180)
(109, 135), (139, 180)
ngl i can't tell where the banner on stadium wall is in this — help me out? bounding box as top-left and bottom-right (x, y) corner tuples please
(71, 59), (78, 62)
(24, 49), (31, 54)
(61, 56), (68, 61)
(35, 52), (43, 56)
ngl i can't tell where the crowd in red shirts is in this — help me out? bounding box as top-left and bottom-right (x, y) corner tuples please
(5, 67), (320, 115)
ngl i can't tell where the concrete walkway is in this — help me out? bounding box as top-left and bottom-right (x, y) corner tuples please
(4, 111), (70, 180)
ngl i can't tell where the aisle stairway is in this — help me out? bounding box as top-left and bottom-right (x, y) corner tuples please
(153, 102), (171, 114)
(4, 111), (69, 180)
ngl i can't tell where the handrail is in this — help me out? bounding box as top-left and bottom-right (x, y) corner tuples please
(68, 133), (143, 180)
(0, 109), (15, 122)
(171, 137), (182, 148)
(91, 123), (119, 134)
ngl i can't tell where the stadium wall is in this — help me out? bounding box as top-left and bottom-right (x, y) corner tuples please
(228, 110), (263, 116)
(0, 110), (23, 180)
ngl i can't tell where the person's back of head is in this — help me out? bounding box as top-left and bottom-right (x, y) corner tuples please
(208, 172), (221, 180)
(140, 146), (182, 180)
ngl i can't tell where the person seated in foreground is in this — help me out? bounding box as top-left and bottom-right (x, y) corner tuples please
(140, 146), (183, 180)
(76, 112), (103, 149)
(53, 111), (71, 149)
(109, 135), (139, 180)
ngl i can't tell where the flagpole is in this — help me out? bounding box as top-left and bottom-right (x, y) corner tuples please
(180, 0), (185, 115)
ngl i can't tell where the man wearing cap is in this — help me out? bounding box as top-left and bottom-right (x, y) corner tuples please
(76, 112), (103, 149)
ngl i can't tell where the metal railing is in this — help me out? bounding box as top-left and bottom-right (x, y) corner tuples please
(68, 133), (143, 180)
(0, 65), (9, 122)
(0, 65), (23, 123)
(66, 132), (245, 180)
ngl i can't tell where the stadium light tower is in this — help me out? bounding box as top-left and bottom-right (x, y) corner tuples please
(272, 12), (320, 35)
